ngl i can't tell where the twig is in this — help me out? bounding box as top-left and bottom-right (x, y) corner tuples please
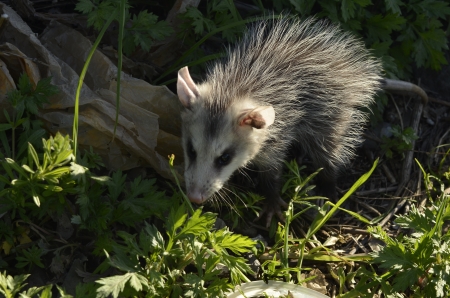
(335, 226), (371, 235)
(433, 127), (450, 164)
(382, 79), (427, 187)
(355, 200), (382, 216)
(403, 104), (424, 184)
(389, 93), (404, 130)
(429, 96), (450, 108)
(354, 193), (423, 200)
(381, 163), (397, 184)
(351, 235), (369, 253)
(355, 186), (397, 196)
(379, 178), (418, 227)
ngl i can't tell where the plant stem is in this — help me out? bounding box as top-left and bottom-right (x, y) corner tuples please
(73, 10), (117, 159)
(112, 0), (126, 141)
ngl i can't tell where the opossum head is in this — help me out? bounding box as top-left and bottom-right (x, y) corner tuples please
(177, 67), (275, 204)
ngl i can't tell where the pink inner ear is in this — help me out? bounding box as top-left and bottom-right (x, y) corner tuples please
(177, 67), (199, 109)
(240, 117), (253, 126)
(239, 106), (275, 129)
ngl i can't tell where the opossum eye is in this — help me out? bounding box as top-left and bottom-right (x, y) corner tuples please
(187, 139), (196, 161)
(216, 152), (232, 166)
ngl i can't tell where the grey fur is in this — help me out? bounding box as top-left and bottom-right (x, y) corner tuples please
(177, 17), (382, 211)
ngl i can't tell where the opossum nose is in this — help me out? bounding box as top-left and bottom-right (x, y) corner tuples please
(187, 191), (206, 204)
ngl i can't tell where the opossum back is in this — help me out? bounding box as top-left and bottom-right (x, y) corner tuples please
(202, 17), (382, 170)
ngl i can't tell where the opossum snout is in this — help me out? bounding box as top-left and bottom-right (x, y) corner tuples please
(187, 190), (207, 204)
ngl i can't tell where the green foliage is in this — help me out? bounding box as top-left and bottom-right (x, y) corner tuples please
(0, 133), (75, 214)
(278, 0), (450, 78)
(75, 0), (118, 30)
(220, 191), (265, 229)
(15, 246), (45, 270)
(95, 207), (255, 298)
(0, 271), (71, 298)
(261, 160), (377, 282)
(6, 74), (58, 121)
(75, 0), (173, 56)
(121, 10), (174, 55)
(0, 132), (77, 212)
(343, 162), (450, 297)
(77, 146), (105, 170)
(381, 125), (419, 158)
(182, 0), (244, 43)
(0, 271), (30, 298)
(1, 74), (58, 161)
(72, 170), (170, 235)
(75, 282), (99, 298)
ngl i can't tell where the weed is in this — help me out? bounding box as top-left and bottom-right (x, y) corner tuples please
(0, 74), (58, 160)
(182, 0), (244, 43)
(381, 125), (419, 159)
(341, 160), (450, 297)
(261, 160), (377, 283)
(71, 170), (170, 236)
(75, 0), (173, 56)
(0, 133), (76, 209)
(0, 271), (71, 297)
(95, 207), (256, 297)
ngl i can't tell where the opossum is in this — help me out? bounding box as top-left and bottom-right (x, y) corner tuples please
(176, 17), (382, 225)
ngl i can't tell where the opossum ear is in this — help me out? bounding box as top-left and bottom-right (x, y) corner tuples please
(238, 106), (275, 129)
(177, 67), (199, 109)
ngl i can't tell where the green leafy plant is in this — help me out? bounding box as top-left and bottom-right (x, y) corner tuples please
(15, 246), (45, 270)
(0, 74), (58, 160)
(220, 191), (265, 229)
(280, 0), (450, 78)
(0, 271), (30, 297)
(75, 0), (173, 57)
(261, 160), (377, 283)
(381, 125), (419, 159)
(95, 207), (256, 298)
(77, 146), (105, 170)
(342, 160), (450, 297)
(71, 170), (170, 237)
(183, 0), (244, 43)
(0, 271), (71, 298)
(0, 132), (77, 210)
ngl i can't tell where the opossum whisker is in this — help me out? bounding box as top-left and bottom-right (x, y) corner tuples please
(237, 168), (253, 183)
(222, 186), (248, 208)
(210, 192), (222, 211)
(213, 190), (240, 217)
(220, 186), (241, 210)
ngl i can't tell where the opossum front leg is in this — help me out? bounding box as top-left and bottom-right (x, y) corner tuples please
(255, 168), (288, 227)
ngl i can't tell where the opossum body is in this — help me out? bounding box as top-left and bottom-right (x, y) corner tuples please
(177, 17), (382, 224)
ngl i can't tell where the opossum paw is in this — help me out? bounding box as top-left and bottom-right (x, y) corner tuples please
(255, 197), (288, 228)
